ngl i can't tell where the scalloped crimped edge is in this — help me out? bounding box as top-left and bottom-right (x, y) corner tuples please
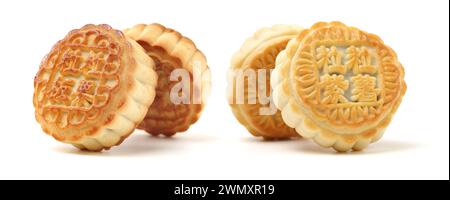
(34, 25), (158, 151)
(271, 22), (406, 152)
(228, 25), (303, 139)
(69, 39), (157, 151)
(123, 23), (210, 135)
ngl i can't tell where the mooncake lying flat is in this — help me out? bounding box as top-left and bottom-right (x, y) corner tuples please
(271, 22), (406, 151)
(33, 24), (158, 151)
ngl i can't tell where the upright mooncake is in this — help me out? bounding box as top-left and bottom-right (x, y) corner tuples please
(124, 24), (210, 137)
(33, 24), (158, 151)
(229, 25), (303, 139)
(271, 22), (406, 151)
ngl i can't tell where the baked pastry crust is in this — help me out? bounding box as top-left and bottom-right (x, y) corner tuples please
(229, 25), (303, 139)
(124, 24), (210, 136)
(271, 22), (406, 151)
(33, 24), (158, 151)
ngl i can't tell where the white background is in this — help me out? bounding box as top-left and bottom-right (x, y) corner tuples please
(0, 0), (448, 180)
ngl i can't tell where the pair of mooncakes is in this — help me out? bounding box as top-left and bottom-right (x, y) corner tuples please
(33, 24), (210, 151)
(229, 22), (406, 152)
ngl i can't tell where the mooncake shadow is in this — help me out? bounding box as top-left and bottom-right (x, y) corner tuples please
(241, 136), (304, 152)
(241, 136), (418, 155)
(52, 131), (215, 157)
(296, 139), (419, 155)
(242, 136), (302, 143)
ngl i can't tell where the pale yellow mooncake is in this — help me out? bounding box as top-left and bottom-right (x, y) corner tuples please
(271, 22), (406, 151)
(33, 24), (158, 151)
(229, 25), (303, 139)
(124, 24), (210, 137)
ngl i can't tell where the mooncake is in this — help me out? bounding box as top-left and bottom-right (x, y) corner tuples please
(229, 25), (303, 139)
(271, 22), (406, 151)
(124, 24), (210, 137)
(33, 24), (158, 151)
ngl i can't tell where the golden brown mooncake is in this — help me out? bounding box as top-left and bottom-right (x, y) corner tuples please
(124, 23), (210, 137)
(271, 22), (407, 151)
(33, 24), (158, 151)
(229, 25), (303, 139)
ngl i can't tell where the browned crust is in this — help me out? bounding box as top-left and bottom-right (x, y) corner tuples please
(33, 24), (149, 150)
(292, 21), (406, 129)
(229, 25), (302, 139)
(124, 23), (210, 136)
(271, 21), (407, 151)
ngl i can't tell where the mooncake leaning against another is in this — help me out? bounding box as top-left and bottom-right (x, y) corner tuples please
(228, 25), (303, 139)
(271, 21), (406, 151)
(124, 23), (210, 137)
(33, 24), (158, 151)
